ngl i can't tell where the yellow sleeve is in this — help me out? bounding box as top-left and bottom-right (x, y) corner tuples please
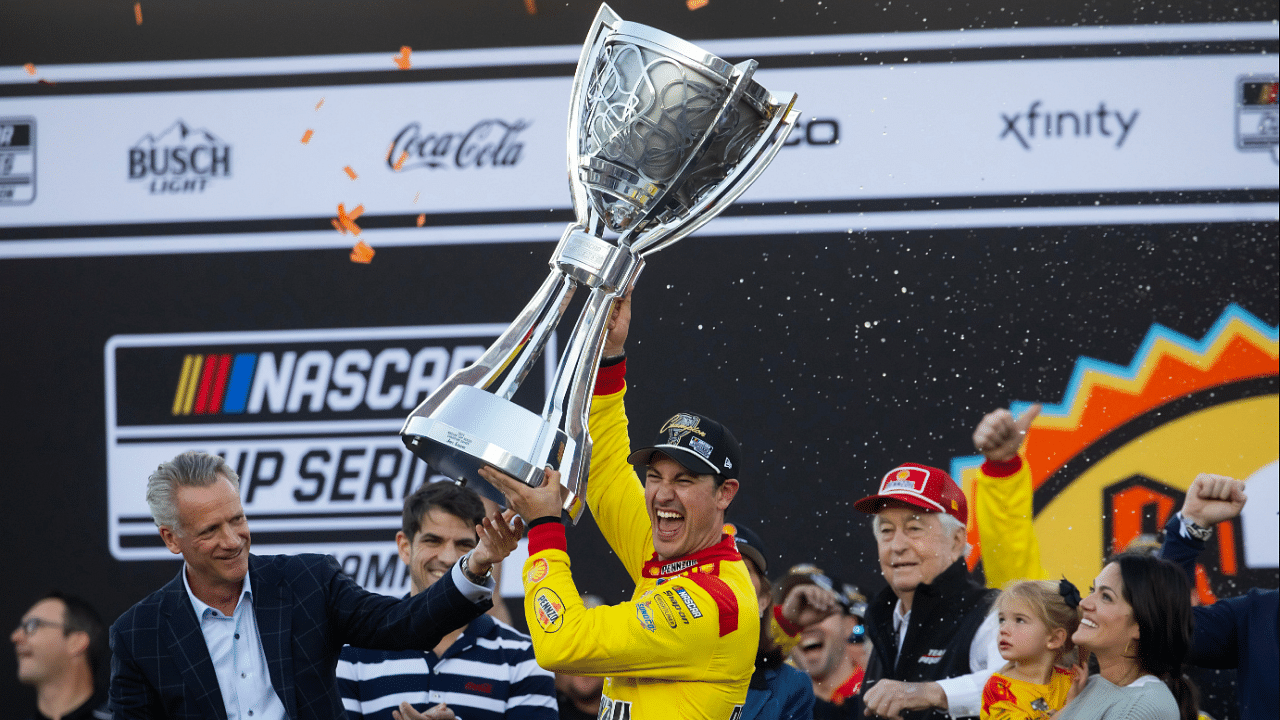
(586, 381), (654, 583)
(975, 456), (1049, 589)
(522, 525), (741, 680)
(769, 605), (801, 656)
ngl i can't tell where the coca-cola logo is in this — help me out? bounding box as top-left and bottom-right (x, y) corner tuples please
(387, 119), (529, 172)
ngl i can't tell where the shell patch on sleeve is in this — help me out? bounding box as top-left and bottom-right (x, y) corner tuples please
(527, 558), (550, 584)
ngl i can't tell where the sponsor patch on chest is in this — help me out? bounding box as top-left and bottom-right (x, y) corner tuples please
(919, 648), (947, 664)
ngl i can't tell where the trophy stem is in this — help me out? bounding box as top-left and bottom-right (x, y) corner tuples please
(495, 276), (576, 401)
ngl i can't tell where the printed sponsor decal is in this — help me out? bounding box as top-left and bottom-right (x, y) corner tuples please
(598, 696), (632, 720)
(0, 117), (35, 205)
(1236, 75), (1279, 164)
(659, 558), (698, 575)
(674, 586), (703, 619)
(663, 590), (690, 624)
(688, 436), (713, 459)
(920, 648), (947, 664)
(387, 119), (530, 172)
(534, 588), (565, 633)
(104, 324), (557, 594)
(635, 601), (656, 632)
(999, 101), (1139, 150)
(653, 594), (678, 628)
(128, 120), (231, 194)
(527, 558), (549, 584)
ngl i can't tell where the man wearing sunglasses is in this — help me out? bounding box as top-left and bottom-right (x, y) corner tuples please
(12, 591), (110, 720)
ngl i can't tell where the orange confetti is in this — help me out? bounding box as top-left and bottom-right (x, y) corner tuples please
(686, 0), (709, 8)
(300, 129), (314, 145)
(416, 214), (425, 227)
(315, 97), (325, 111)
(343, 165), (358, 180)
(393, 46), (412, 70)
(134, 3), (143, 24)
(24, 63), (36, 76)
(524, 0), (537, 13)
(350, 240), (375, 264)
(332, 203), (364, 235)
(393, 151), (409, 171)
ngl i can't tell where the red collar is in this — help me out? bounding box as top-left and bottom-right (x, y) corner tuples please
(642, 534), (743, 578)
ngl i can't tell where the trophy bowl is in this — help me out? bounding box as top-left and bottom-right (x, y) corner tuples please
(402, 3), (799, 521)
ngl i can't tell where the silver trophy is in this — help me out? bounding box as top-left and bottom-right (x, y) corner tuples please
(401, 3), (799, 521)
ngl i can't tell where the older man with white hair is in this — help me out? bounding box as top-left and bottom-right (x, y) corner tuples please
(851, 464), (1000, 720)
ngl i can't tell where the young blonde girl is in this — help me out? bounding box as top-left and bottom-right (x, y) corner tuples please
(981, 579), (1084, 720)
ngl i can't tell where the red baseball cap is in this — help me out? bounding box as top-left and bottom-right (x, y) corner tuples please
(852, 463), (967, 526)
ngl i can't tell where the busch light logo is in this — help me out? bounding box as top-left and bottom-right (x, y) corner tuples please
(128, 120), (231, 194)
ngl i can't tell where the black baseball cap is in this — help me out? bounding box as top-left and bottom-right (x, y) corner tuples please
(628, 411), (741, 480)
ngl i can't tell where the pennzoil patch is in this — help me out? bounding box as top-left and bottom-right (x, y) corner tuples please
(533, 588), (565, 633)
(527, 558), (549, 584)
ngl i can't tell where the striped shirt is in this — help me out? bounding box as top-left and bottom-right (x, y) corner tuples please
(337, 613), (557, 720)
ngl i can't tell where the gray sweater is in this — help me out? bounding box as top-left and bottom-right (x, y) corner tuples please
(1056, 676), (1179, 720)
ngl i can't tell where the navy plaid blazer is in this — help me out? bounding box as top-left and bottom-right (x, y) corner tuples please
(109, 553), (490, 719)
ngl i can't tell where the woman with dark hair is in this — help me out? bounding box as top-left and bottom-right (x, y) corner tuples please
(1057, 553), (1197, 720)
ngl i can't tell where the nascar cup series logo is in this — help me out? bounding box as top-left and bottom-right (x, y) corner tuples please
(104, 324), (556, 593)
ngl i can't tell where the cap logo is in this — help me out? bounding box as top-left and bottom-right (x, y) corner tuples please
(896, 469), (910, 480)
(688, 436), (713, 459)
(884, 479), (915, 491)
(880, 466), (930, 494)
(723, 457), (733, 469)
(661, 413), (707, 444)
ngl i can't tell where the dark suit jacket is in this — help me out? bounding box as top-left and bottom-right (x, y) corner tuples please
(109, 553), (490, 719)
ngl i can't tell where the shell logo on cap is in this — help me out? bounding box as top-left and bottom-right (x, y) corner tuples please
(896, 469), (911, 480)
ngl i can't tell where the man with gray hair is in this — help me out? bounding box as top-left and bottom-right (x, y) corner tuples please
(850, 464), (999, 720)
(109, 450), (524, 720)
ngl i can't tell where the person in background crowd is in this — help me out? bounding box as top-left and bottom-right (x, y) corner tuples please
(729, 524), (816, 720)
(1056, 553), (1196, 720)
(12, 591), (111, 720)
(979, 580), (1082, 720)
(553, 594), (606, 720)
(775, 564), (866, 719)
(852, 461), (1000, 720)
(337, 481), (556, 720)
(1159, 472), (1279, 720)
(480, 288), (759, 719)
(109, 450), (522, 719)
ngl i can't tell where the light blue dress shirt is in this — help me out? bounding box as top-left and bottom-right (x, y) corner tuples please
(182, 566), (287, 720)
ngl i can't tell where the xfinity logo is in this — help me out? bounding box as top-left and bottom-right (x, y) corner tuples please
(388, 119), (529, 172)
(128, 120), (231, 194)
(1000, 101), (1139, 150)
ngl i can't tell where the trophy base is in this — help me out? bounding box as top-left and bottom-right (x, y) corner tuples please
(401, 385), (584, 522)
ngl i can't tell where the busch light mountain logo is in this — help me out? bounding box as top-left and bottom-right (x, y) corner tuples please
(387, 119), (529, 171)
(128, 120), (231, 194)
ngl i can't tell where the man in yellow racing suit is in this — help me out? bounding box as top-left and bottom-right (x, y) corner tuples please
(481, 293), (758, 720)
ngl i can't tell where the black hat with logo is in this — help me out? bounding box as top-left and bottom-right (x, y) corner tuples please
(628, 411), (741, 480)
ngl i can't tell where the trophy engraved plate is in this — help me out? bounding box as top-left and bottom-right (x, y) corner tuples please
(401, 3), (799, 521)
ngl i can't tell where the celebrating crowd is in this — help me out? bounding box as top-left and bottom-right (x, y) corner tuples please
(12, 290), (1277, 720)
